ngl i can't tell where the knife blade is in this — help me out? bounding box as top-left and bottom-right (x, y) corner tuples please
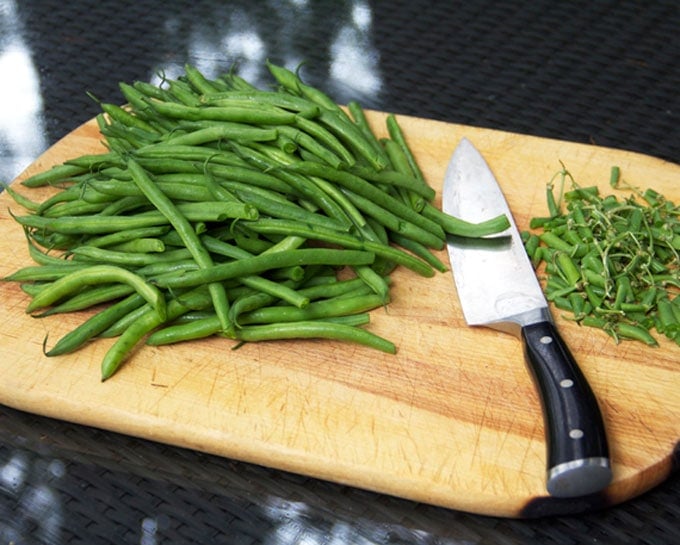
(443, 137), (612, 498)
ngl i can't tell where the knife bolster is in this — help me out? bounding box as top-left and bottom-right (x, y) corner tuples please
(547, 456), (612, 498)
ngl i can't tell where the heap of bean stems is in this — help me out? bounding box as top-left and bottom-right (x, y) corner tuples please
(523, 165), (680, 347)
(3, 61), (510, 381)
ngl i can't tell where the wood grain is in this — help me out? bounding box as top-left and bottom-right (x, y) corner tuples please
(0, 113), (677, 518)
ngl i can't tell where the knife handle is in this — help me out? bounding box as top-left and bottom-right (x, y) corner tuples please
(521, 320), (612, 498)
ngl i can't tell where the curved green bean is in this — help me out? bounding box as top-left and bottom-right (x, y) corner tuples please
(25, 264), (166, 321)
(46, 293), (147, 356)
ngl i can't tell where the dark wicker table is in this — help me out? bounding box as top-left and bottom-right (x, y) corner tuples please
(1, 1), (678, 543)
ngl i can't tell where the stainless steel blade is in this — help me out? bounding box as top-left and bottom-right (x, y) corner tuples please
(443, 137), (549, 335)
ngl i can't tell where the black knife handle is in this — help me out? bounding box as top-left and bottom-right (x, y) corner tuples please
(521, 320), (612, 497)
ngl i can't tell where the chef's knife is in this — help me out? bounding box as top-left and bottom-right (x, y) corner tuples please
(443, 138), (612, 498)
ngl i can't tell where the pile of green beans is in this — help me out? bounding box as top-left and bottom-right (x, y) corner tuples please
(523, 165), (680, 347)
(4, 61), (510, 380)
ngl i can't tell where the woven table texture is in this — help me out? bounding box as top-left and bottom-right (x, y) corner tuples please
(1, 0), (679, 543)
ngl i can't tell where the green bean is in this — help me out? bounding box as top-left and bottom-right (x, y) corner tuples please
(63, 151), (125, 171)
(244, 219), (434, 277)
(555, 252), (581, 286)
(146, 99), (298, 125)
(146, 315), (223, 346)
(1, 182), (40, 211)
(316, 109), (389, 171)
(201, 236), (309, 307)
(107, 238), (166, 254)
(389, 232), (448, 273)
(421, 203), (511, 238)
(21, 163), (88, 188)
(86, 226), (171, 248)
(13, 201), (257, 234)
(568, 292), (586, 319)
(41, 199), (109, 219)
(382, 138), (425, 212)
(351, 266), (390, 303)
(199, 235), (307, 309)
(347, 101), (390, 165)
(234, 293), (386, 325)
(163, 123), (278, 146)
(539, 231), (574, 253)
(89, 178), (213, 202)
(35, 283), (135, 316)
(265, 61), (334, 106)
(296, 276), (375, 301)
(25, 265), (166, 320)
(183, 63), (221, 95)
(134, 143), (247, 167)
(100, 306), (164, 380)
(582, 268), (607, 289)
(119, 82), (165, 121)
(166, 79), (202, 106)
(230, 320), (396, 354)
(228, 286), (289, 326)
(46, 294), (146, 356)
(153, 248), (376, 289)
(99, 101), (160, 135)
(133, 80), (174, 102)
(4, 263), (88, 282)
(203, 91), (321, 118)
(657, 296), (679, 335)
(386, 114), (426, 183)
(71, 246), (191, 267)
(614, 322), (658, 346)
(34, 184), (90, 214)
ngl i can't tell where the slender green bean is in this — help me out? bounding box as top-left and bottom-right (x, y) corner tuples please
(243, 219), (434, 277)
(231, 320), (396, 354)
(152, 248), (376, 289)
(421, 203), (511, 238)
(25, 265), (166, 320)
(203, 91), (321, 118)
(146, 99), (298, 125)
(4, 263), (88, 282)
(35, 283), (135, 316)
(21, 163), (88, 188)
(13, 201), (258, 234)
(46, 293), (147, 356)
(162, 123), (278, 146)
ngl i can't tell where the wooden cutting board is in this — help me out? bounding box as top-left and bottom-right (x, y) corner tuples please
(0, 112), (677, 518)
